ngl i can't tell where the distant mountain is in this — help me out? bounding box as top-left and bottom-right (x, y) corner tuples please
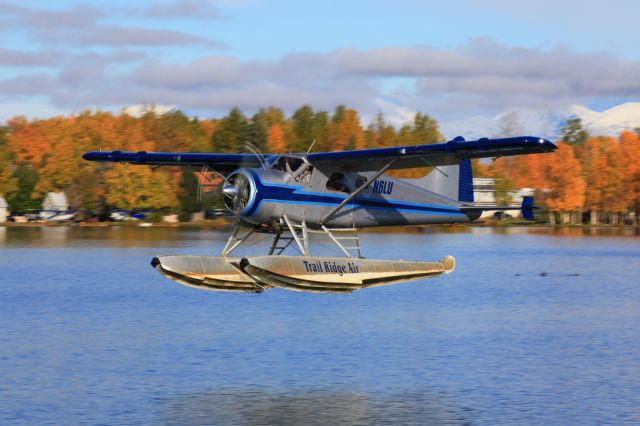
(440, 102), (640, 140)
(570, 103), (640, 136)
(122, 104), (176, 117)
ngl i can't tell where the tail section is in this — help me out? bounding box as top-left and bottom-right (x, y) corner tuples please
(521, 196), (535, 220)
(409, 159), (474, 203)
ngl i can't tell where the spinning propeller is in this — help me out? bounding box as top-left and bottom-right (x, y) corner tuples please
(222, 172), (252, 213)
(220, 142), (266, 216)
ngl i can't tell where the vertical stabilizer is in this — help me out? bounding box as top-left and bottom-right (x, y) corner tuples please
(458, 159), (474, 203)
(407, 159), (474, 203)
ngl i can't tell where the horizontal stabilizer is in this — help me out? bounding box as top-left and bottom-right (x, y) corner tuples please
(460, 196), (538, 220)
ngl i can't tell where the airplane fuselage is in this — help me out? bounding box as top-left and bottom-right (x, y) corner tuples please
(227, 163), (473, 229)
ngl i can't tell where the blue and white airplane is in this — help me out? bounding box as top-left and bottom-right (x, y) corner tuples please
(84, 135), (556, 293)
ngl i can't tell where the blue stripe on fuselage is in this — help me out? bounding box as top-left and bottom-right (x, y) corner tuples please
(244, 170), (465, 217)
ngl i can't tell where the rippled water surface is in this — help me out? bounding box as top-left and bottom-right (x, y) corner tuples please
(1, 226), (639, 425)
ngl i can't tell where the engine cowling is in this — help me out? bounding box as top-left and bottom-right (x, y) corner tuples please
(222, 171), (255, 214)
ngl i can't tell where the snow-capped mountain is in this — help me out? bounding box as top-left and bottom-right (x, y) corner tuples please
(571, 103), (640, 136)
(122, 104), (176, 117)
(439, 102), (640, 140)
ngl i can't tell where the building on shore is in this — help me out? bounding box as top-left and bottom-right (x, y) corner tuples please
(40, 192), (77, 222)
(0, 196), (9, 223)
(472, 178), (534, 219)
(42, 192), (69, 213)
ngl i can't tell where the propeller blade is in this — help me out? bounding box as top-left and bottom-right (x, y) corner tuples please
(241, 142), (267, 169)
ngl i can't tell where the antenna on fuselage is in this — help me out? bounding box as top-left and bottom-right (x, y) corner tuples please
(306, 139), (316, 154)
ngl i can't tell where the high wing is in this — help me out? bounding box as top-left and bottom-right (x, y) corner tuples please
(82, 151), (270, 173)
(306, 136), (557, 171)
(83, 136), (556, 173)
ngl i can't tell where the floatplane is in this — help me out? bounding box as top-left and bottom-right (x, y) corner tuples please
(83, 136), (556, 293)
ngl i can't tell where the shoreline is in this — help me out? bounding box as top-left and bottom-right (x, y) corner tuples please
(1, 220), (638, 231)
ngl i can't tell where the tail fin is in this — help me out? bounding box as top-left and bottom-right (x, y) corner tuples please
(521, 196), (535, 220)
(409, 159), (474, 203)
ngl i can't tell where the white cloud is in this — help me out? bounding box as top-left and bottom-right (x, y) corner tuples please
(0, 2), (638, 128)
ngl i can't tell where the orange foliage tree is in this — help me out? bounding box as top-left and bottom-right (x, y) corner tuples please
(619, 131), (640, 223)
(267, 124), (287, 154)
(544, 142), (586, 224)
(1, 105), (640, 224)
(327, 106), (365, 151)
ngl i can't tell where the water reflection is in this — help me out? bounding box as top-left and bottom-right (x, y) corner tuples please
(1, 225), (637, 249)
(39, 225), (69, 244)
(0, 225), (231, 248)
(154, 389), (467, 425)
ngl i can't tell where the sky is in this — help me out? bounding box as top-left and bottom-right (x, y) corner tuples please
(1, 0), (639, 134)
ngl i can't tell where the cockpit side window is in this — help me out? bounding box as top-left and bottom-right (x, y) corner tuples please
(355, 175), (367, 188)
(271, 156), (304, 174)
(326, 172), (349, 193)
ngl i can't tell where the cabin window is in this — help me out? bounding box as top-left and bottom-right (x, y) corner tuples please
(297, 166), (313, 183)
(271, 156), (304, 174)
(326, 173), (349, 193)
(355, 175), (367, 188)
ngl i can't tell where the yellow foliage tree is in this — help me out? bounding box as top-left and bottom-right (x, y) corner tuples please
(102, 117), (178, 211)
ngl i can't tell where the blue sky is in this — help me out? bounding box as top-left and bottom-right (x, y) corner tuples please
(1, 0), (639, 131)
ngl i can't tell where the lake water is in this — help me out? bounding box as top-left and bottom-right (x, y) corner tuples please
(1, 226), (639, 425)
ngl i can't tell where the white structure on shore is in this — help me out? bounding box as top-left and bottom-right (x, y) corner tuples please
(0, 196), (9, 223)
(42, 192), (69, 212)
(40, 192), (77, 222)
(472, 178), (534, 219)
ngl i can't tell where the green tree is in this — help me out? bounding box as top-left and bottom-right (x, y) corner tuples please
(246, 114), (267, 151)
(312, 111), (330, 152)
(561, 118), (588, 145)
(492, 170), (517, 206)
(177, 169), (207, 221)
(8, 165), (41, 212)
(211, 108), (249, 153)
(0, 126), (18, 198)
(413, 112), (441, 144)
(291, 105), (315, 152)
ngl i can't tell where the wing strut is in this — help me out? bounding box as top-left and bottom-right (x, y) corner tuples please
(320, 159), (397, 225)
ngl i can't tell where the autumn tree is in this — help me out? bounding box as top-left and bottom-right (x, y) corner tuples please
(327, 105), (365, 151)
(6, 116), (51, 167)
(544, 142), (585, 224)
(103, 116), (178, 211)
(266, 123), (287, 153)
(581, 137), (623, 224)
(619, 131), (640, 223)
(365, 113), (397, 149)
